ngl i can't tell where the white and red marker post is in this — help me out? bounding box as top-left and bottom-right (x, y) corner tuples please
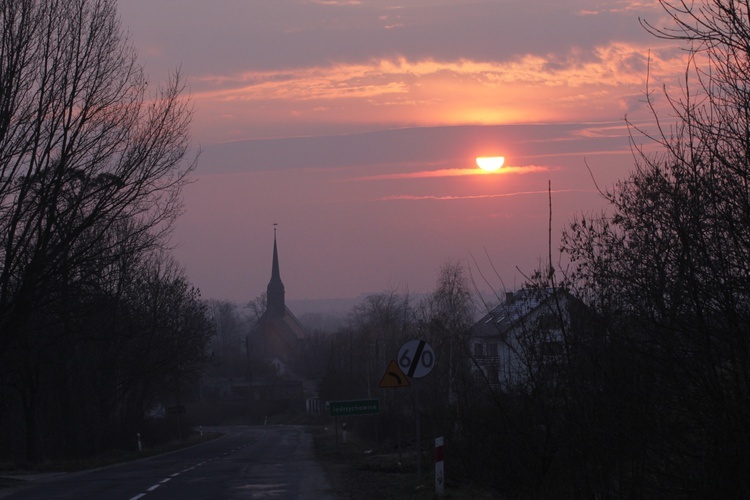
(435, 436), (445, 496)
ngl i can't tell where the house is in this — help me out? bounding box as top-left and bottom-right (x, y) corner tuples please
(467, 288), (590, 391)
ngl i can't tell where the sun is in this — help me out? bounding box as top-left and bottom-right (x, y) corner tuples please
(476, 156), (505, 172)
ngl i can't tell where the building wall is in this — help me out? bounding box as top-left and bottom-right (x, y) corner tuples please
(470, 292), (573, 391)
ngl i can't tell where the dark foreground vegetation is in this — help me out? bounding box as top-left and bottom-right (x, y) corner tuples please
(0, 0), (211, 465)
(310, 424), (498, 500)
(3, 0), (750, 498)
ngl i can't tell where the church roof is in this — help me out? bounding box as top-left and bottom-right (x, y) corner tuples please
(251, 227), (308, 365)
(266, 226), (286, 317)
(259, 306), (308, 342)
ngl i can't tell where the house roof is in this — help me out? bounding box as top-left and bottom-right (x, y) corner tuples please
(470, 288), (561, 338)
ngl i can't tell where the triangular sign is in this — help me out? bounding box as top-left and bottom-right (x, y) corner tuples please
(379, 359), (411, 388)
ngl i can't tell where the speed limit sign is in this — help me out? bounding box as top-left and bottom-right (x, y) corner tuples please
(398, 340), (435, 378)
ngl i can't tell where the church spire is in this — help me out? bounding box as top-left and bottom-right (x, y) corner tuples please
(266, 224), (285, 317)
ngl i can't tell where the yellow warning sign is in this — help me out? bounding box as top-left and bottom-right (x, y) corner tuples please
(379, 359), (411, 388)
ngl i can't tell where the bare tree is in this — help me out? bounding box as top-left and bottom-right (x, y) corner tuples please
(122, 251), (213, 412)
(346, 290), (415, 398)
(207, 300), (247, 378)
(418, 261), (475, 408)
(0, 0), (194, 347)
(560, 0), (750, 495)
(0, 0), (197, 463)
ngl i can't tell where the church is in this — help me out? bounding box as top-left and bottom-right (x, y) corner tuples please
(249, 228), (308, 376)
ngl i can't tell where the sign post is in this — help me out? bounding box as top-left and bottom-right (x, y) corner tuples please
(435, 436), (445, 496)
(397, 340), (435, 481)
(328, 400), (379, 452)
(379, 358), (410, 462)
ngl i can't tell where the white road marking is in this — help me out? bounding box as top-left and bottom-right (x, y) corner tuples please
(129, 437), (256, 498)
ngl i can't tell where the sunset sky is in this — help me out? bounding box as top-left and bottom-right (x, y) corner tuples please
(118, 0), (687, 303)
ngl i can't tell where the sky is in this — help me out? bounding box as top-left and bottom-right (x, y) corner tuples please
(117, 0), (688, 304)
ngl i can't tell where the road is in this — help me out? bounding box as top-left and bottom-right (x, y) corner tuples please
(1, 425), (335, 499)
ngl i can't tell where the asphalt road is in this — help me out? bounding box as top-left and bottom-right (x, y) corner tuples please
(0, 425), (335, 499)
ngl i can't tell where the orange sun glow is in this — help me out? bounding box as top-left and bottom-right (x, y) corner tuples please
(476, 156), (505, 172)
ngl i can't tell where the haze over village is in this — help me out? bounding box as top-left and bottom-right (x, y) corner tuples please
(2, 1), (750, 498)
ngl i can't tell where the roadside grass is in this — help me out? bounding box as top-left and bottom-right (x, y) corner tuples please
(310, 425), (497, 499)
(0, 431), (221, 475)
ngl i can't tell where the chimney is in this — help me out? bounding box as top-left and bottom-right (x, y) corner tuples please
(506, 292), (514, 303)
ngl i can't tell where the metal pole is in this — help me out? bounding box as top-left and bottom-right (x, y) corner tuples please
(396, 388), (402, 463)
(335, 416), (339, 453)
(415, 379), (421, 481)
(435, 436), (445, 496)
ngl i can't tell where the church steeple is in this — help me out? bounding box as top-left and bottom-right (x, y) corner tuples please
(266, 224), (285, 317)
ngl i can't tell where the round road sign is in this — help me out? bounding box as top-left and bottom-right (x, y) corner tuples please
(398, 339), (435, 378)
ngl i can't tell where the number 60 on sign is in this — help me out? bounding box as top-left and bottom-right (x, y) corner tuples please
(398, 339), (435, 378)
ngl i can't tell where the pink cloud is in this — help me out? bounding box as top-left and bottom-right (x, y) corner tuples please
(378, 188), (585, 201)
(355, 165), (552, 181)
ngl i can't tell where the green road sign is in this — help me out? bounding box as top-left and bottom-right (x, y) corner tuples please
(328, 399), (379, 417)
